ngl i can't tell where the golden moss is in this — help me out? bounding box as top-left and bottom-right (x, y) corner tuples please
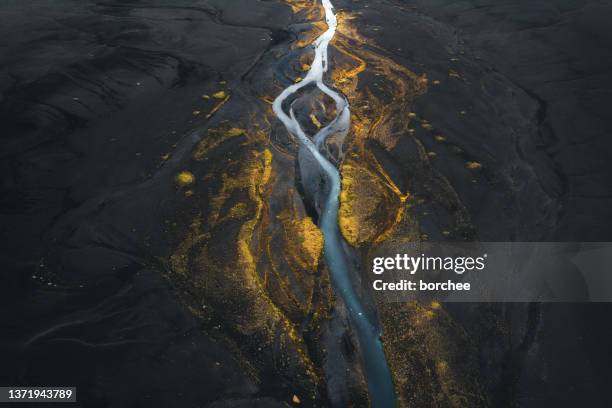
(193, 125), (246, 161)
(299, 216), (324, 266)
(169, 216), (205, 277)
(338, 157), (408, 246)
(279, 211), (324, 271)
(465, 161), (482, 170)
(212, 90), (227, 99)
(209, 149), (271, 227)
(295, 20), (327, 49)
(227, 202), (249, 218)
(176, 170), (195, 186)
(226, 127), (246, 137)
(310, 113), (322, 129)
(168, 141), (322, 395)
(329, 9), (427, 153)
(434, 135), (446, 142)
(380, 302), (486, 407)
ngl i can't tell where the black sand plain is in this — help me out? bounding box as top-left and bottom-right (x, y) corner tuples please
(1, 0), (612, 407)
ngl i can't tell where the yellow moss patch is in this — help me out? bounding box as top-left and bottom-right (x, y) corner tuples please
(420, 120), (433, 130)
(227, 202), (249, 219)
(310, 113), (321, 129)
(300, 217), (323, 267)
(379, 302), (485, 406)
(212, 90), (227, 99)
(465, 161), (482, 170)
(176, 171), (195, 186)
(208, 149), (272, 227)
(168, 216), (205, 277)
(193, 125), (247, 160)
(281, 214), (324, 271)
(339, 157), (407, 246)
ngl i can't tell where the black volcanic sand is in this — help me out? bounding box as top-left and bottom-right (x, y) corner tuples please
(1, 1), (293, 407)
(337, 0), (612, 406)
(2, 0), (612, 407)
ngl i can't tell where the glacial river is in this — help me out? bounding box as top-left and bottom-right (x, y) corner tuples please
(272, 1), (396, 406)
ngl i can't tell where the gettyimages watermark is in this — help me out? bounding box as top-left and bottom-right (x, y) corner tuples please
(368, 242), (612, 302)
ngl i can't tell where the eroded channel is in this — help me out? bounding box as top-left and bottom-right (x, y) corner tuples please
(273, 1), (396, 406)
